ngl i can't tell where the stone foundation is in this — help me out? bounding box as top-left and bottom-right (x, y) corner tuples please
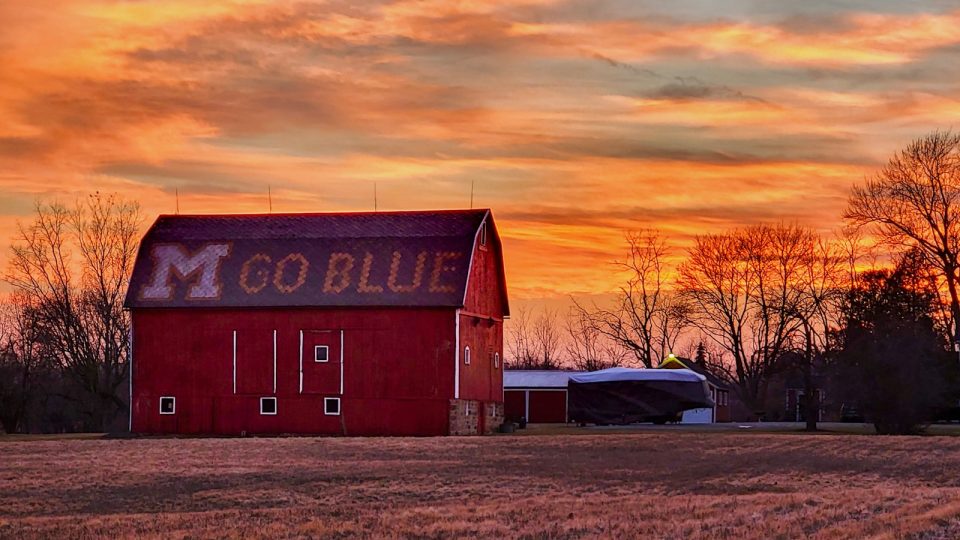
(483, 401), (504, 435)
(449, 399), (503, 435)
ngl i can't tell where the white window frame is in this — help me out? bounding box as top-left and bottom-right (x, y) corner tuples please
(159, 396), (176, 415)
(260, 397), (278, 415)
(464, 346), (471, 365)
(479, 222), (488, 246)
(314, 345), (330, 363)
(324, 397), (341, 416)
(494, 352), (500, 369)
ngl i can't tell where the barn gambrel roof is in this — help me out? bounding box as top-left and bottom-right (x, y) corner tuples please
(124, 209), (508, 311)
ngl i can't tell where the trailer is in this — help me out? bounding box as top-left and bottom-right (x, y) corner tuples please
(568, 367), (714, 425)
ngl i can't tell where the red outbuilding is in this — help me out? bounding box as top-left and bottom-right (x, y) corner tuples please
(504, 370), (581, 423)
(124, 209), (508, 436)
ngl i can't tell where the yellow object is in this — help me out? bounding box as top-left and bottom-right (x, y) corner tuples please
(659, 354), (690, 370)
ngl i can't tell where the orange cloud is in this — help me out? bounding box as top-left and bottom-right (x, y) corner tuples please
(0, 0), (954, 301)
(520, 10), (960, 66)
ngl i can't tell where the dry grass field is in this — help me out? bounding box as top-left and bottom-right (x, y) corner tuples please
(2, 431), (960, 539)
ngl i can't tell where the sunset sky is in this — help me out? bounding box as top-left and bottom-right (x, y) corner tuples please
(2, 0), (959, 301)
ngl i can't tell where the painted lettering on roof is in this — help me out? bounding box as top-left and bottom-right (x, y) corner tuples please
(125, 210), (494, 309)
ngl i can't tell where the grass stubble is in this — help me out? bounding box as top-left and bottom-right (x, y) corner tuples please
(2, 432), (960, 539)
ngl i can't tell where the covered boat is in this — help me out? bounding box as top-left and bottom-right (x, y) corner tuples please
(567, 367), (715, 425)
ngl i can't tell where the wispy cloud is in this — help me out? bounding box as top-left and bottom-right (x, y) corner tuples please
(0, 0), (956, 297)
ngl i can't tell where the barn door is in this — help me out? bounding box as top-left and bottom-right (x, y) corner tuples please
(300, 329), (343, 395)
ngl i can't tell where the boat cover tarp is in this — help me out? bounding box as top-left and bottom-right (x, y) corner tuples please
(568, 367), (715, 424)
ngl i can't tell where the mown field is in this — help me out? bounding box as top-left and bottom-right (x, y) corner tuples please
(2, 431), (960, 539)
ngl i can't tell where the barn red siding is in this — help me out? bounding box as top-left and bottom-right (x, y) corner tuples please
(504, 390), (525, 422)
(457, 313), (502, 403)
(528, 391), (567, 423)
(456, 216), (505, 405)
(463, 222), (506, 319)
(132, 307), (457, 436)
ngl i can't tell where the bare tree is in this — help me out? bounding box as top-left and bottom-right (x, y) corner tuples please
(845, 131), (960, 345)
(575, 230), (688, 368)
(4, 194), (141, 431)
(678, 223), (826, 416)
(564, 308), (628, 371)
(505, 307), (563, 369)
(506, 307), (536, 368)
(532, 309), (563, 368)
(792, 236), (847, 430)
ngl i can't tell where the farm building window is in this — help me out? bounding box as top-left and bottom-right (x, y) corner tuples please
(324, 397), (341, 416)
(479, 222), (487, 246)
(260, 397), (277, 415)
(464, 346), (471, 365)
(159, 396), (175, 415)
(314, 345), (329, 363)
(494, 352), (500, 369)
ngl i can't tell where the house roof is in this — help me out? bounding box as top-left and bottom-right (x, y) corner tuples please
(124, 209), (508, 310)
(504, 370), (583, 389)
(658, 354), (690, 370)
(667, 356), (729, 390)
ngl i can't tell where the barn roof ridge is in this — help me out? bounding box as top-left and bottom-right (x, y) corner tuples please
(153, 208), (491, 219)
(143, 209), (492, 240)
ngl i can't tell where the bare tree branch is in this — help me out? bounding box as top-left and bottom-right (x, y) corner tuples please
(575, 230), (688, 368)
(4, 193), (142, 431)
(845, 130), (960, 344)
(678, 223), (844, 416)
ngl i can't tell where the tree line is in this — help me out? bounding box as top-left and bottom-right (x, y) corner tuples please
(506, 131), (960, 434)
(2, 132), (960, 434)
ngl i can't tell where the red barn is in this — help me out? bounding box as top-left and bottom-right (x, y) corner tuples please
(124, 209), (508, 436)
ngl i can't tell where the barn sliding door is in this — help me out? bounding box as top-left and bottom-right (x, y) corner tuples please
(300, 329), (343, 395)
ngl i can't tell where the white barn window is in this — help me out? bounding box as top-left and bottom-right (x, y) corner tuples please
(464, 346), (471, 365)
(324, 397), (341, 416)
(260, 397), (277, 415)
(315, 345), (329, 362)
(159, 396), (175, 415)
